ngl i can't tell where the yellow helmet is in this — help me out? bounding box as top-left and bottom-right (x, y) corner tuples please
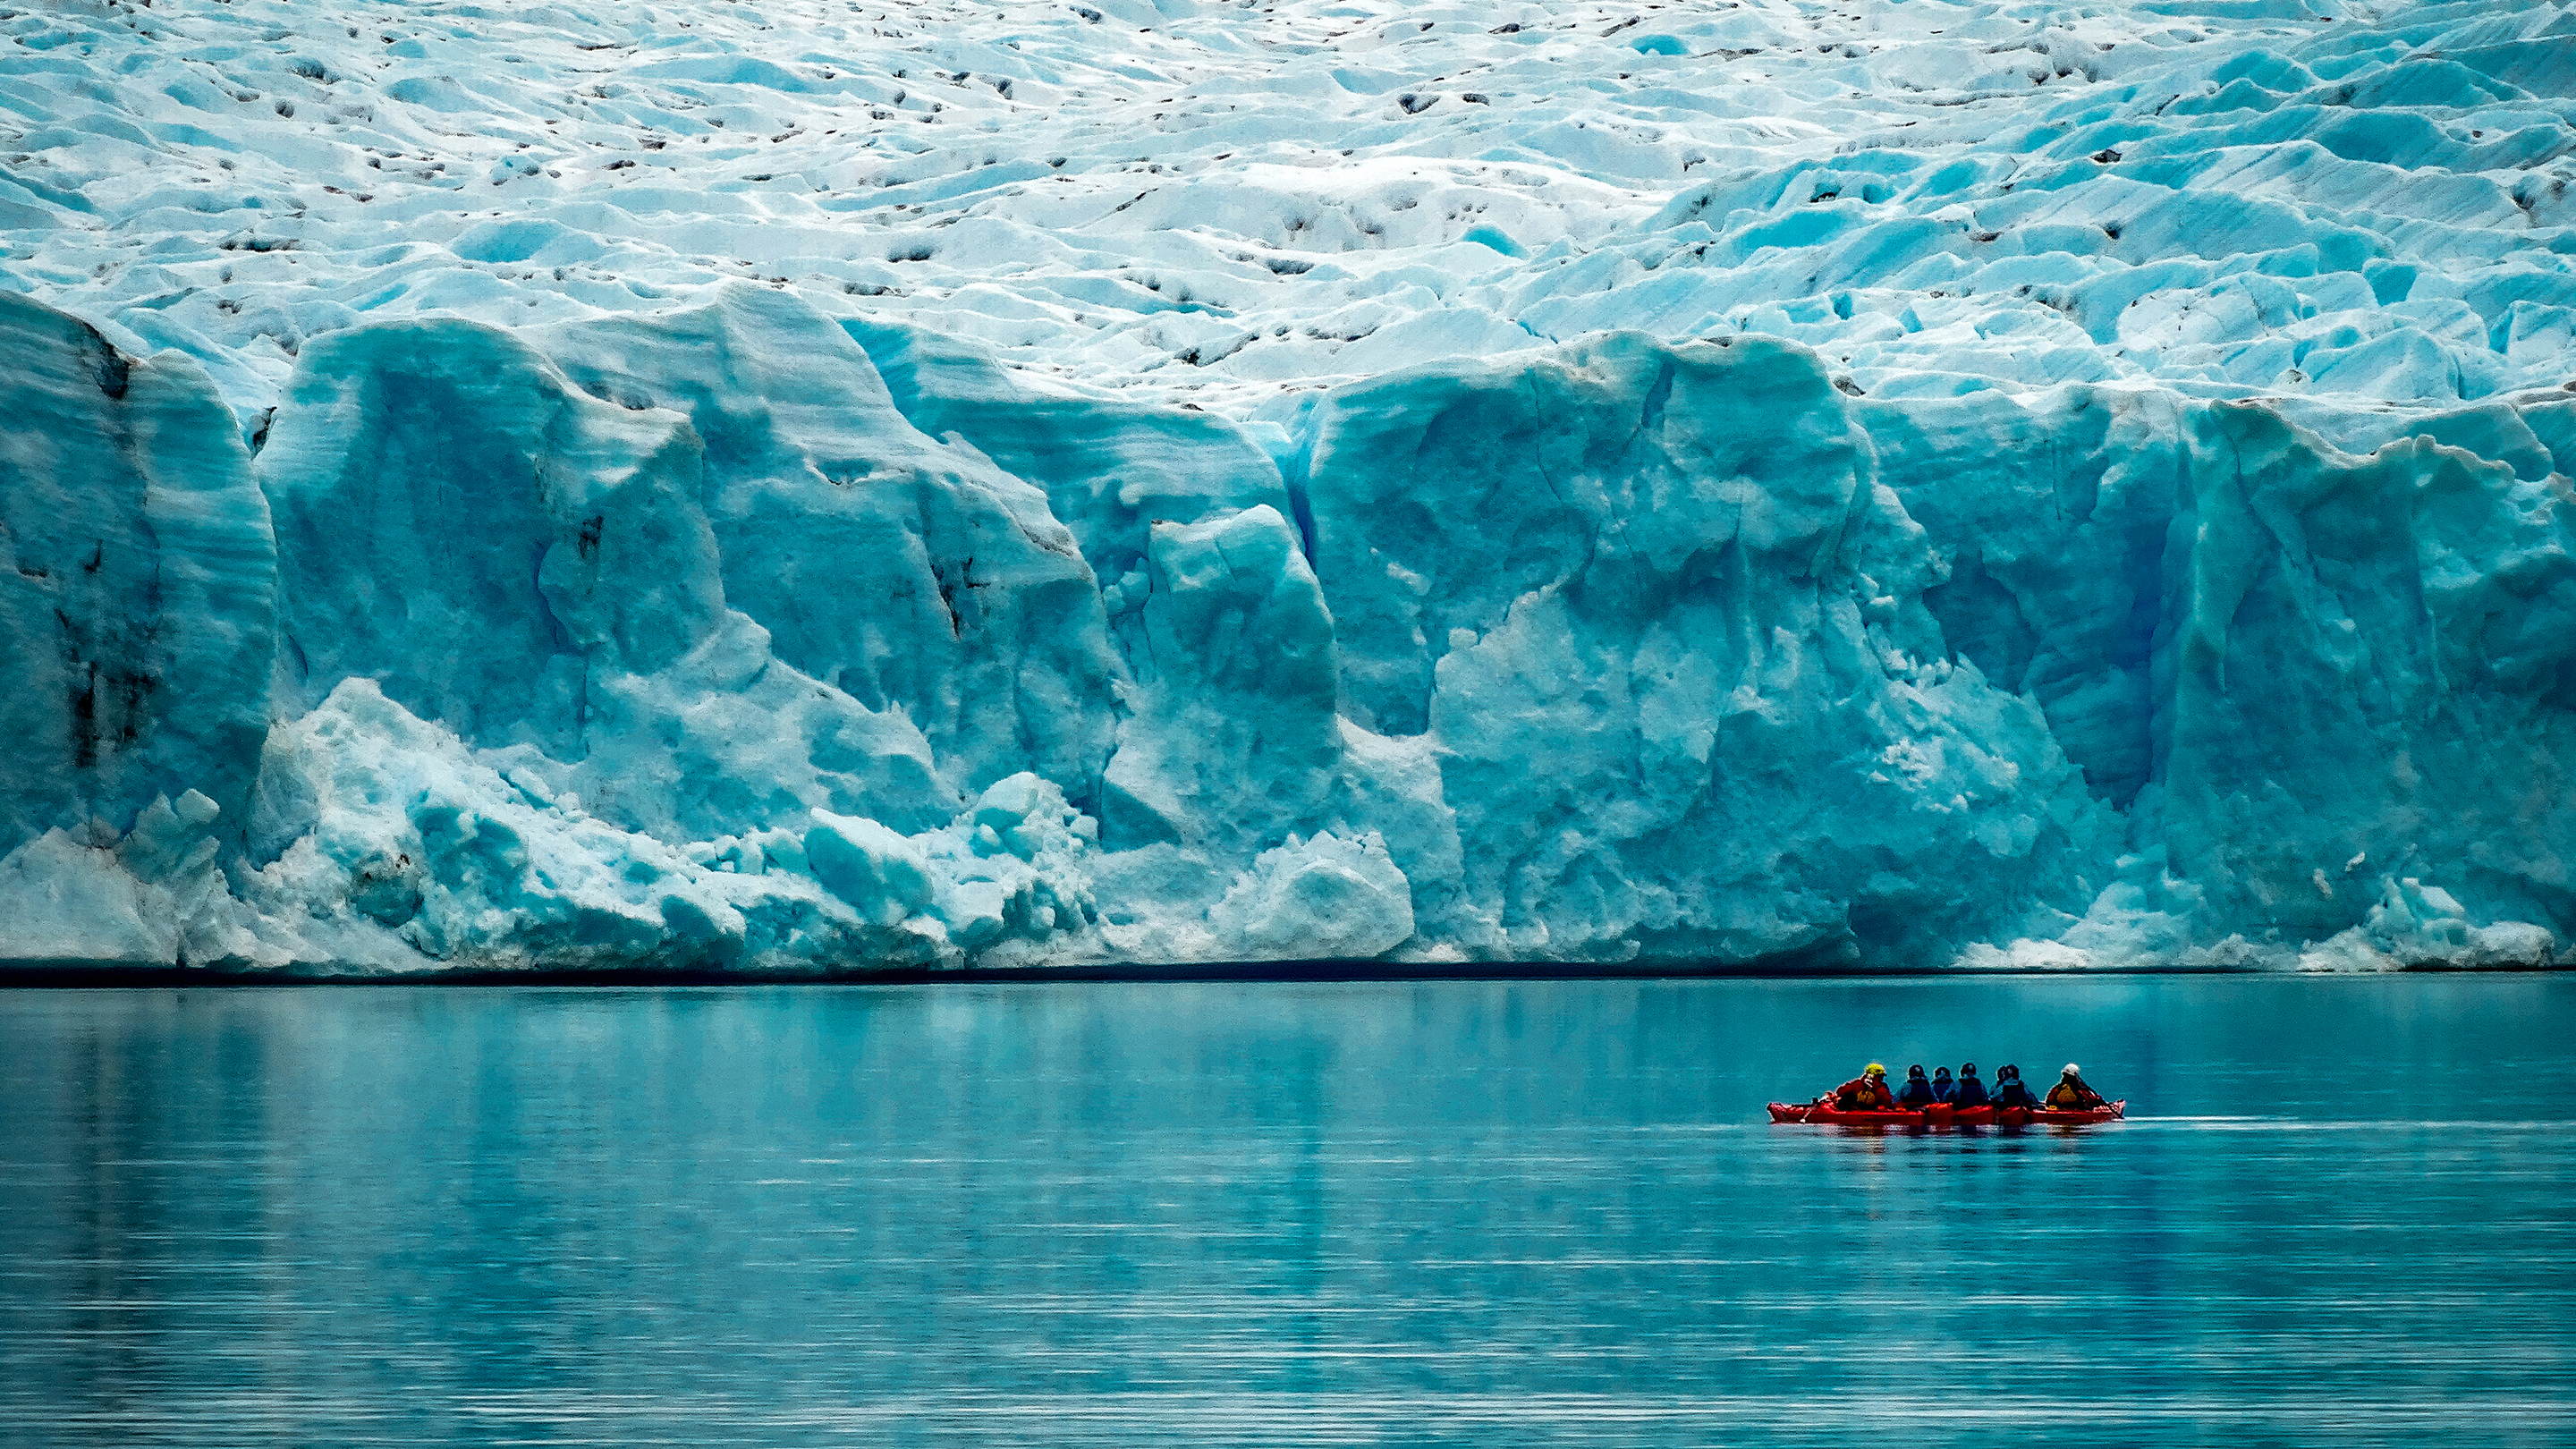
(1865, 1063), (1886, 1077)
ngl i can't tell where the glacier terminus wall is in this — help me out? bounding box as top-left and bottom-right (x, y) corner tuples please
(4, 0), (2575, 973)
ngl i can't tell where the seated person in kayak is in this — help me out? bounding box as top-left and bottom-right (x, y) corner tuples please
(2046, 1063), (2108, 1111)
(1950, 1063), (1989, 1108)
(1894, 1064), (1936, 1107)
(1829, 1063), (1898, 1111)
(1988, 1064), (2038, 1111)
(1930, 1066), (1956, 1103)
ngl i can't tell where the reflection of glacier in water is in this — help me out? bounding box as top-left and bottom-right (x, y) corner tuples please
(2, 976), (2572, 1445)
(4, 0), (2576, 972)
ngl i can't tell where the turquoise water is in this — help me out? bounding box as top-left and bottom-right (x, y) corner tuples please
(2, 976), (2570, 1445)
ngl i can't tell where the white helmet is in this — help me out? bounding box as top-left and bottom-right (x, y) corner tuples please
(2063, 1063), (2080, 1077)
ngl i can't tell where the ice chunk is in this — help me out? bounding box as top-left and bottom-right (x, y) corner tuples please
(260, 316), (724, 744)
(1099, 504), (1343, 853)
(807, 813), (936, 928)
(542, 288), (1124, 798)
(0, 295), (275, 860)
(0, 830), (176, 965)
(1305, 332), (2116, 964)
(1207, 832), (1415, 962)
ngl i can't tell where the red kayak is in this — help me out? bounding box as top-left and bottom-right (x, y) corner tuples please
(2017, 1101), (2124, 1125)
(1767, 1100), (2124, 1127)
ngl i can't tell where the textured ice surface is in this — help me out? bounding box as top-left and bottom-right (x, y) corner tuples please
(4, 0), (2575, 972)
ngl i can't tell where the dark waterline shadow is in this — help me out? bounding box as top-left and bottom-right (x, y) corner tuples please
(1, 959), (2556, 987)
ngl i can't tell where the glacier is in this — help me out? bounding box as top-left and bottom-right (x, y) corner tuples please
(3, 0), (2575, 974)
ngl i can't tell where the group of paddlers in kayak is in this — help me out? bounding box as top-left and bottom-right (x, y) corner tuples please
(1826, 1061), (2109, 1114)
(1770, 1061), (2121, 1126)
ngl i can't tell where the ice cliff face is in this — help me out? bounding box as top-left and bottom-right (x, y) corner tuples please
(4, 0), (2574, 972)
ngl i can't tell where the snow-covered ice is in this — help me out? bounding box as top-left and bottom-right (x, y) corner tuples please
(4, 0), (2575, 972)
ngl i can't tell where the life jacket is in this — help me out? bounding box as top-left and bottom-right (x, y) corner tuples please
(1930, 1079), (1956, 1103)
(2046, 1080), (2104, 1110)
(1834, 1076), (1895, 1110)
(1991, 1080), (2036, 1109)
(1952, 1076), (1989, 1107)
(1895, 1077), (1935, 1106)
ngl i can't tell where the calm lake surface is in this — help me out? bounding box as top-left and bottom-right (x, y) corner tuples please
(3, 975), (2571, 1446)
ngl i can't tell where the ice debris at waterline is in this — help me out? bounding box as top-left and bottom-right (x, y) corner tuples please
(4, 0), (2575, 975)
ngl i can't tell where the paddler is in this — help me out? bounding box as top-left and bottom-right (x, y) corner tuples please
(1829, 1063), (1898, 1111)
(1930, 1065), (1956, 1103)
(1950, 1063), (1989, 1108)
(2046, 1063), (2108, 1112)
(1894, 1064), (1936, 1107)
(1989, 1064), (2038, 1111)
